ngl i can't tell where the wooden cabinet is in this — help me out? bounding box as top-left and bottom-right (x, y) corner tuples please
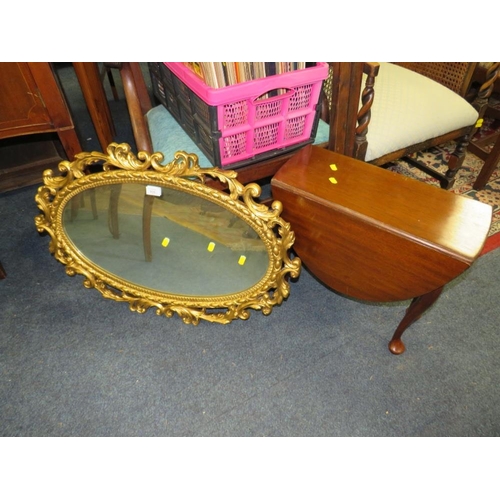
(0, 62), (82, 192)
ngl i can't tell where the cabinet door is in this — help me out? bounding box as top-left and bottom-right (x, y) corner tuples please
(0, 62), (83, 192)
(0, 62), (52, 137)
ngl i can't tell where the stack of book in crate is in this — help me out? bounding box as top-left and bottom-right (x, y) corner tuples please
(184, 62), (314, 88)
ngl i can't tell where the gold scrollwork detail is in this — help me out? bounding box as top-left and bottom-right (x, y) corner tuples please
(35, 143), (301, 325)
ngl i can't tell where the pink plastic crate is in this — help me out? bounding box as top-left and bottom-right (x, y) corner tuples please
(160, 62), (329, 167)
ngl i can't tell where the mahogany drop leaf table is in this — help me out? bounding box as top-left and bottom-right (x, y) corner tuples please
(271, 145), (492, 354)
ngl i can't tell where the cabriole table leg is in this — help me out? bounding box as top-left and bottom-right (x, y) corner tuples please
(388, 286), (444, 355)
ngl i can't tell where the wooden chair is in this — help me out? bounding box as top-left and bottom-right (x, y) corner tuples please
(315, 62), (500, 189)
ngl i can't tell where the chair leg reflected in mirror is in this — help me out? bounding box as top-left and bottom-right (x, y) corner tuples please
(70, 191), (98, 222)
(107, 184), (122, 239)
(106, 187), (156, 263)
(142, 194), (154, 263)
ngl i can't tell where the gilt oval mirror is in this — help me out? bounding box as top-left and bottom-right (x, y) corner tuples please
(35, 144), (301, 324)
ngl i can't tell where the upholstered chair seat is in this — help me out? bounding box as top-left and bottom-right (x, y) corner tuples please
(363, 63), (478, 161)
(314, 62), (480, 163)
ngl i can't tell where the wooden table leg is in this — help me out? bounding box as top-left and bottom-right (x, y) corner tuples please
(388, 286), (444, 355)
(73, 62), (115, 152)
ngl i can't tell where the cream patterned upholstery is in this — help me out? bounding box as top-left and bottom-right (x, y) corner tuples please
(364, 63), (478, 161)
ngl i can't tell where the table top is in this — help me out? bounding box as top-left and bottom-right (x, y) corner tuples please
(271, 145), (493, 301)
(272, 145), (492, 263)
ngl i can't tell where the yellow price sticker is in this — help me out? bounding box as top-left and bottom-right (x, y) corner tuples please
(207, 242), (216, 252)
(329, 177), (338, 184)
(161, 237), (170, 247)
(238, 255), (246, 266)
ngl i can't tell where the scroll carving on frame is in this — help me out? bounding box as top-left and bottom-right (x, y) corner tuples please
(34, 143), (301, 325)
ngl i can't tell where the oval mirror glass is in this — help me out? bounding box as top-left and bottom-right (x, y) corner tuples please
(62, 182), (269, 297)
(35, 144), (300, 324)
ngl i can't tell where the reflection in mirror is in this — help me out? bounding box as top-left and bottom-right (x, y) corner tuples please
(63, 183), (269, 296)
(35, 144), (301, 324)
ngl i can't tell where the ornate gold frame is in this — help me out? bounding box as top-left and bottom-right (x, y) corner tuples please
(35, 143), (301, 324)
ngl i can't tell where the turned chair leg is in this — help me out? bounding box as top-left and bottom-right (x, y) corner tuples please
(400, 140), (468, 191)
(388, 286), (444, 355)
